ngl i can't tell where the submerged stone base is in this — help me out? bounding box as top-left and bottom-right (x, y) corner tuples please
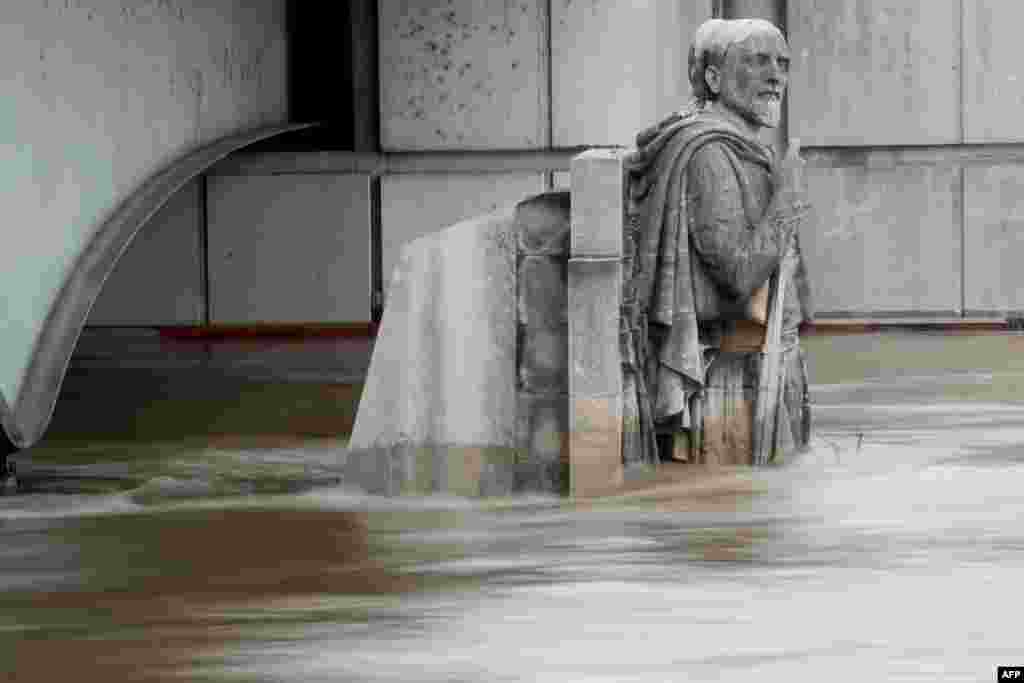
(342, 443), (566, 498)
(346, 150), (633, 497)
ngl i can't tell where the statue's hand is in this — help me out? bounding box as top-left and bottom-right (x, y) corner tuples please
(771, 139), (809, 241)
(773, 138), (805, 204)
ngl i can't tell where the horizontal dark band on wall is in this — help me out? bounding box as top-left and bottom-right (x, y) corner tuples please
(803, 143), (1024, 169)
(148, 318), (1023, 340)
(811, 310), (963, 320)
(210, 148), (590, 177)
(803, 317), (1023, 335)
(155, 323), (378, 340)
(212, 141), (1024, 177)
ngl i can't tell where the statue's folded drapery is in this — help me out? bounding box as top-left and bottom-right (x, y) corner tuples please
(621, 108), (814, 465)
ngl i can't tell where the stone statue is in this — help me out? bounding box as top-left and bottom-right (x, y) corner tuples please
(621, 18), (814, 466)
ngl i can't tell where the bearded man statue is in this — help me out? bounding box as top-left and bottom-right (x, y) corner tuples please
(621, 18), (815, 466)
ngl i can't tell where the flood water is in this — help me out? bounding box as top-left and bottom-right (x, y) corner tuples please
(3, 331), (1024, 682)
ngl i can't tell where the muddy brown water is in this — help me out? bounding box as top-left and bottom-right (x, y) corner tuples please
(3, 332), (1024, 682)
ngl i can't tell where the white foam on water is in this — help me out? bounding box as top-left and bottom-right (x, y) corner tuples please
(227, 562), (1024, 682)
(0, 492), (142, 520)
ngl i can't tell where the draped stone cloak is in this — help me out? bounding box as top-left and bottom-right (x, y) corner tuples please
(621, 109), (814, 465)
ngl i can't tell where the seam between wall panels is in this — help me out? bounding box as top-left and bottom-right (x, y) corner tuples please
(958, 0), (966, 316)
(544, 0), (553, 152)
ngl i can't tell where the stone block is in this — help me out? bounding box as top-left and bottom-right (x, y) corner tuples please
(515, 392), (569, 494)
(381, 173), (545, 289)
(964, 166), (1024, 314)
(570, 150), (627, 257)
(801, 164), (960, 315)
(568, 257), (622, 397)
(518, 325), (568, 394)
(207, 174), (372, 323)
(515, 190), (571, 256)
(552, 0), (712, 146)
(788, 0), (959, 145)
(963, 3), (1024, 142)
(379, 0), (548, 150)
(517, 255), (567, 329)
(570, 394), (623, 497)
(346, 206), (519, 490)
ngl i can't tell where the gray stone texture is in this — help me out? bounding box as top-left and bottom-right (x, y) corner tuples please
(964, 166), (1024, 314)
(571, 150), (627, 257)
(518, 325), (568, 394)
(963, 3), (1024, 143)
(514, 191), (571, 493)
(788, 0), (959, 146)
(568, 258), (623, 397)
(516, 190), (571, 256)
(515, 392), (569, 494)
(552, 1), (711, 146)
(802, 164), (961, 315)
(517, 255), (568, 330)
(345, 206), (518, 495)
(381, 173), (546, 292)
(379, 0), (548, 150)
(567, 257), (624, 495)
(568, 149), (625, 496)
(207, 173), (372, 324)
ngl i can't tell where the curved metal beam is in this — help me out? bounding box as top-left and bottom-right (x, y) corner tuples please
(0, 123), (315, 451)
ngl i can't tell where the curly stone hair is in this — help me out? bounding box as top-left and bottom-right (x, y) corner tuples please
(687, 18), (786, 104)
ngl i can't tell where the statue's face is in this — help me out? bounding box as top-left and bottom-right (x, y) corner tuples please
(707, 31), (790, 129)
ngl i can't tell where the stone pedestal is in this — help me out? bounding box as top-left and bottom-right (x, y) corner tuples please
(568, 149), (627, 496)
(346, 149), (631, 498)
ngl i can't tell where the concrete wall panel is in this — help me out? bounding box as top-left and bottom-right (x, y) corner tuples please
(88, 180), (203, 326)
(552, 0), (712, 147)
(964, 166), (1024, 313)
(381, 173), (546, 288)
(379, 0), (548, 150)
(0, 0), (288, 405)
(963, 3), (1024, 143)
(802, 165), (960, 315)
(207, 175), (372, 324)
(787, 0), (959, 146)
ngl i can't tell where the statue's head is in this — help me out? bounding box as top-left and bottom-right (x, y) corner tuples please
(688, 18), (790, 130)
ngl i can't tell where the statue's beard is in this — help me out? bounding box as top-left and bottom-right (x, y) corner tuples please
(749, 98), (782, 128)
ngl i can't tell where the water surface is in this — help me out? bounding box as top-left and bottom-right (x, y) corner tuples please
(3, 332), (1023, 682)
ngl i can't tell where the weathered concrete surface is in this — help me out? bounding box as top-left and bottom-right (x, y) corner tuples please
(88, 180), (203, 326)
(516, 191), (571, 493)
(567, 149), (625, 496)
(568, 258), (624, 496)
(379, 0), (548, 150)
(964, 166), (1024, 315)
(802, 164), (961, 315)
(345, 206), (519, 495)
(381, 173), (545, 289)
(570, 150), (627, 258)
(207, 174), (372, 324)
(963, 3), (1024, 143)
(0, 1), (289, 448)
(788, 0), (959, 146)
(552, 0), (711, 146)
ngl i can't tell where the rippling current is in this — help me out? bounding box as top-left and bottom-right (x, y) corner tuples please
(3, 333), (1024, 682)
